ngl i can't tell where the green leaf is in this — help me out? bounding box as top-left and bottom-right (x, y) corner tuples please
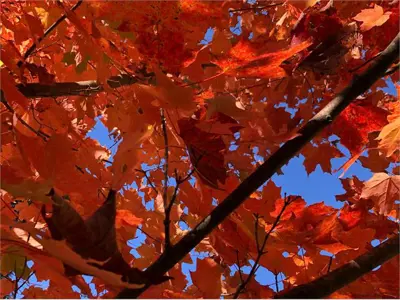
(0, 247), (31, 280)
(76, 55), (90, 74)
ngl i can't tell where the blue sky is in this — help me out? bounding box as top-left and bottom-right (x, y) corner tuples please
(13, 22), (398, 299)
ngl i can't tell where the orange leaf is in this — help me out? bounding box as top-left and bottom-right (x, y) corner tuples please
(115, 210), (142, 229)
(1, 68), (29, 109)
(376, 115), (400, 157)
(214, 39), (312, 79)
(191, 258), (222, 298)
(361, 173), (400, 215)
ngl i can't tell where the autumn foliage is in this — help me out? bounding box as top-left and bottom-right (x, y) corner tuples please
(1, 0), (399, 299)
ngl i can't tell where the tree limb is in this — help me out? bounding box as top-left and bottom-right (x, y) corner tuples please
(17, 74), (139, 98)
(161, 108), (171, 249)
(117, 33), (400, 299)
(275, 234), (399, 299)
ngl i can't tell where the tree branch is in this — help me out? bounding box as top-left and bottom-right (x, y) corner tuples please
(161, 108), (171, 249)
(118, 33), (400, 299)
(234, 196), (294, 298)
(17, 74), (140, 98)
(275, 234), (399, 298)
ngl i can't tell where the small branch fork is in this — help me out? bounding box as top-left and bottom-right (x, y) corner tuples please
(160, 108), (199, 250)
(135, 169), (159, 195)
(164, 167), (197, 250)
(233, 195), (296, 298)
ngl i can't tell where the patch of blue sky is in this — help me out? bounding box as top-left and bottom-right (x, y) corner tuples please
(230, 16), (242, 36)
(200, 27), (215, 45)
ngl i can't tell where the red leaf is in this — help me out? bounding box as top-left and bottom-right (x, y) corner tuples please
(178, 109), (241, 188)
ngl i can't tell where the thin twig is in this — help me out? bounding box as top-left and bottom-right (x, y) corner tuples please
(17, 0), (83, 67)
(16, 207), (42, 291)
(164, 161), (202, 250)
(164, 169), (180, 250)
(161, 108), (171, 249)
(233, 196), (296, 298)
(300, 247), (309, 281)
(327, 256), (334, 274)
(160, 108), (169, 206)
(15, 271), (36, 295)
(236, 250), (245, 284)
(137, 227), (161, 244)
(135, 169), (159, 195)
(1, 196), (19, 218)
(254, 213), (261, 253)
(1, 93), (49, 140)
(274, 271), (280, 293)
(349, 51), (382, 73)
(13, 261), (18, 298)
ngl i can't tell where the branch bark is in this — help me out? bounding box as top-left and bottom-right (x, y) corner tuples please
(275, 234), (400, 299)
(117, 33), (400, 299)
(17, 74), (140, 98)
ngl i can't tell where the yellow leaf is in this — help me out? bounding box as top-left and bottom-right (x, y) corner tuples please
(34, 7), (49, 27)
(353, 4), (392, 32)
(376, 116), (400, 157)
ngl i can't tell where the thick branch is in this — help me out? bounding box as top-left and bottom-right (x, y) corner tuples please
(117, 33), (400, 299)
(17, 74), (139, 98)
(275, 234), (400, 298)
(160, 108), (171, 249)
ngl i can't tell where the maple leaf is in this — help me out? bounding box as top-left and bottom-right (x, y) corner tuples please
(178, 109), (241, 188)
(214, 39), (312, 79)
(191, 257), (223, 298)
(2, 1), (400, 298)
(353, 4), (392, 32)
(302, 142), (342, 174)
(361, 173), (400, 215)
(324, 101), (388, 155)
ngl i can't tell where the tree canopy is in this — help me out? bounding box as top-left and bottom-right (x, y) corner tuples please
(1, 0), (399, 299)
